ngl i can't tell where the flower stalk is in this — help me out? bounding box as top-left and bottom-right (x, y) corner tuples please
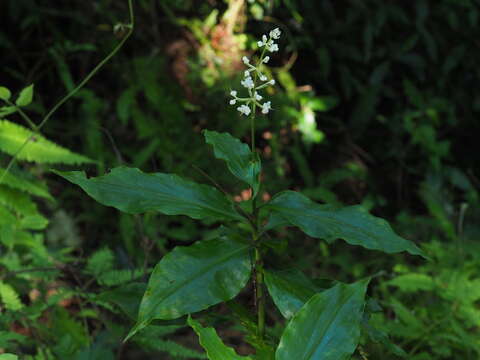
(229, 27), (282, 341)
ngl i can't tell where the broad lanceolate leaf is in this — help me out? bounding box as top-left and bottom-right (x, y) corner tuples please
(204, 130), (261, 196)
(265, 191), (424, 257)
(188, 316), (252, 360)
(54, 167), (243, 222)
(126, 237), (252, 340)
(15, 84), (34, 107)
(276, 279), (369, 360)
(264, 269), (324, 319)
(0, 120), (92, 164)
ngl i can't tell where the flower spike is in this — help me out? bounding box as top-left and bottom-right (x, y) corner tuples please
(228, 28), (281, 116)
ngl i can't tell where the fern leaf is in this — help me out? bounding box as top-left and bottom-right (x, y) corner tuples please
(135, 337), (207, 359)
(0, 330), (27, 348)
(0, 185), (38, 215)
(97, 268), (144, 287)
(19, 214), (49, 230)
(0, 205), (16, 226)
(0, 120), (93, 164)
(0, 281), (23, 311)
(86, 248), (115, 277)
(0, 168), (52, 200)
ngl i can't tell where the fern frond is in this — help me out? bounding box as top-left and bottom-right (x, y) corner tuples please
(134, 337), (207, 359)
(97, 268), (144, 286)
(85, 247), (114, 277)
(0, 330), (27, 348)
(0, 281), (23, 311)
(0, 185), (38, 215)
(0, 205), (16, 226)
(0, 120), (93, 164)
(18, 214), (49, 230)
(0, 168), (52, 200)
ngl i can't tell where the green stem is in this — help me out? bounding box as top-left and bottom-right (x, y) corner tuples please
(0, 0), (134, 186)
(38, 0), (134, 130)
(4, 99), (38, 132)
(249, 33), (273, 342)
(255, 246), (265, 338)
(250, 103), (256, 153)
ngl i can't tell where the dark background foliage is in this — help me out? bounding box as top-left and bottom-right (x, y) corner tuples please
(1, 0), (479, 359)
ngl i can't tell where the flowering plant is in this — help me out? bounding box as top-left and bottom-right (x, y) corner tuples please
(56, 27), (424, 359)
(229, 28), (280, 117)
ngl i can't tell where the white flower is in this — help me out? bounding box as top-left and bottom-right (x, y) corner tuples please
(241, 76), (255, 89)
(261, 101), (272, 114)
(237, 104), (251, 116)
(270, 28), (281, 40)
(268, 43), (279, 52)
(257, 35), (268, 48)
(229, 29), (280, 117)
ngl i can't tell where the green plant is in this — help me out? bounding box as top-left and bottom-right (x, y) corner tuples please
(366, 239), (480, 360)
(56, 28), (425, 359)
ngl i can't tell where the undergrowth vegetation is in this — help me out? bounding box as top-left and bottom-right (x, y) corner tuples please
(0, 1), (479, 359)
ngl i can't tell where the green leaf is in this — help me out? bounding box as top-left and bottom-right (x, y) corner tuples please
(362, 320), (407, 357)
(0, 330), (27, 348)
(204, 130), (261, 196)
(99, 282), (146, 320)
(188, 316), (252, 360)
(85, 247), (115, 277)
(265, 191), (424, 257)
(0, 354), (18, 360)
(54, 167), (243, 221)
(276, 279), (369, 360)
(0, 87), (11, 101)
(0, 185), (38, 215)
(387, 273), (435, 292)
(126, 236), (252, 340)
(264, 269), (324, 319)
(0, 281), (24, 311)
(0, 107), (17, 119)
(0, 120), (93, 164)
(15, 84), (34, 107)
(19, 214), (49, 230)
(0, 168), (52, 200)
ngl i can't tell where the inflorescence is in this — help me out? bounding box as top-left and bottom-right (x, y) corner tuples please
(229, 28), (281, 116)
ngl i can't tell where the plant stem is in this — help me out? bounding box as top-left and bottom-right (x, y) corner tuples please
(249, 41), (271, 341)
(252, 198), (265, 339)
(250, 103), (256, 153)
(0, 0), (134, 187)
(38, 0), (134, 131)
(255, 246), (265, 338)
